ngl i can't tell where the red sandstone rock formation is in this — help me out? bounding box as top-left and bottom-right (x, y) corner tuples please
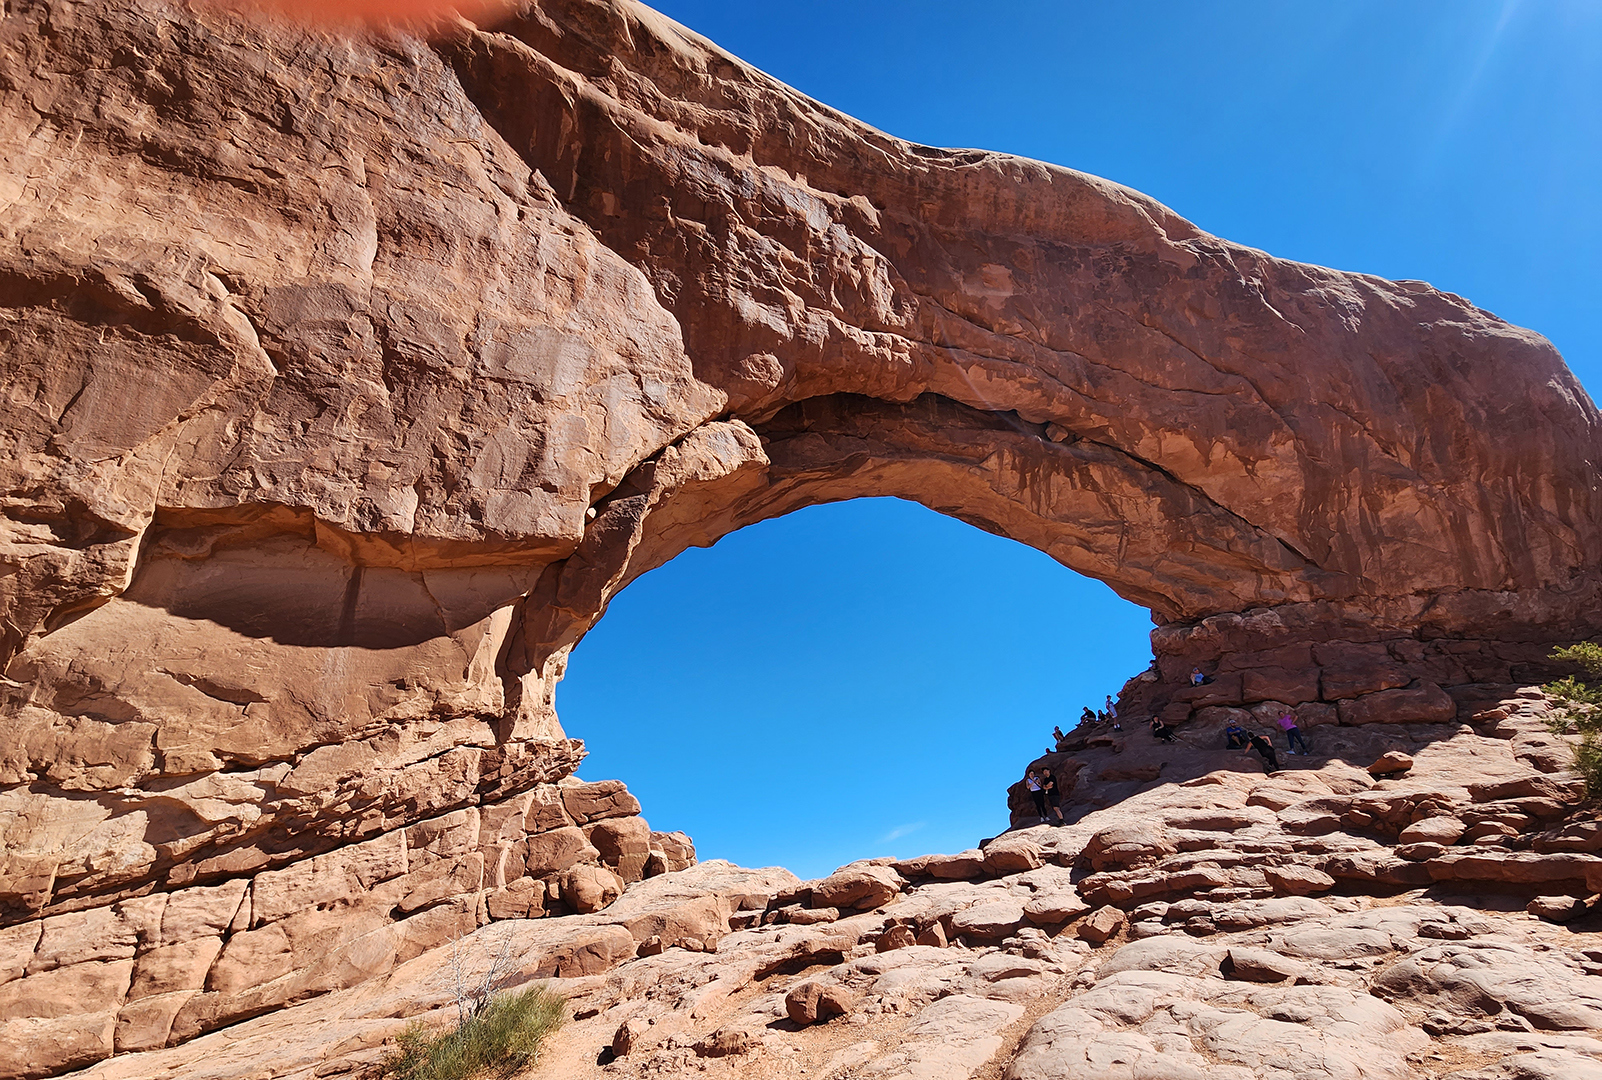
(4, 0), (1602, 1075)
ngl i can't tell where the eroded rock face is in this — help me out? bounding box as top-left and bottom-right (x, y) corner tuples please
(19, 687), (1601, 1080)
(4, 0), (1602, 1075)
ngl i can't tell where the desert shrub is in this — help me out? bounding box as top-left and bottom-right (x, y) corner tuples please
(385, 983), (566, 1080)
(1542, 643), (1602, 797)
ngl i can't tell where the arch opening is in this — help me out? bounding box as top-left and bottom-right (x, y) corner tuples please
(557, 497), (1155, 879)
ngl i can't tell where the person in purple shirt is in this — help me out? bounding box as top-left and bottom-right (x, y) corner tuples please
(1278, 710), (1311, 755)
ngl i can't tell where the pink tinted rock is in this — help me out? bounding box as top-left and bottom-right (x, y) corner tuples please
(1367, 751), (1414, 776)
(559, 865), (624, 914)
(561, 781), (642, 825)
(811, 865), (903, 910)
(1077, 905), (1126, 945)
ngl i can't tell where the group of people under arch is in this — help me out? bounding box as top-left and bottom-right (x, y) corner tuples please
(1025, 689), (1316, 824)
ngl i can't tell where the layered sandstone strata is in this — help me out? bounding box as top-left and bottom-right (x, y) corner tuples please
(0, 774), (695, 1076)
(4, 0), (1602, 1074)
(19, 686), (1602, 1080)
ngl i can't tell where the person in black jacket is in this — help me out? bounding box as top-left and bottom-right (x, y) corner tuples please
(1039, 768), (1066, 824)
(1248, 731), (1280, 773)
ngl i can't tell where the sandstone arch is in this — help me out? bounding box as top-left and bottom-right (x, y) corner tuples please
(3, 0), (1602, 1066)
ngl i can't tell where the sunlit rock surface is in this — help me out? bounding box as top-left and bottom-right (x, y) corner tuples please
(2, 0), (1601, 1075)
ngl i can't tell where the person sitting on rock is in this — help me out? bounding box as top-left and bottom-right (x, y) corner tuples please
(1024, 769), (1052, 823)
(1150, 716), (1178, 743)
(1079, 706), (1096, 727)
(1053, 724), (1066, 745)
(1225, 723), (1250, 749)
(1278, 710), (1311, 755)
(1190, 666), (1213, 686)
(1248, 731), (1280, 773)
(1039, 768), (1066, 824)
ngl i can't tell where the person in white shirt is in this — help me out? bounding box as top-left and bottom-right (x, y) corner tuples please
(1024, 770), (1051, 822)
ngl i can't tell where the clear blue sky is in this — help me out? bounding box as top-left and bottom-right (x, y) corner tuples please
(557, 0), (1602, 879)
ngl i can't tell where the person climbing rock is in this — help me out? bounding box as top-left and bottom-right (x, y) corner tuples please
(1249, 731), (1280, 773)
(1024, 769), (1051, 822)
(1150, 717), (1177, 743)
(1278, 710), (1311, 755)
(1225, 723), (1250, 749)
(1039, 768), (1066, 824)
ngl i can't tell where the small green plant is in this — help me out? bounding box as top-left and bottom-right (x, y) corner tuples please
(1541, 643), (1602, 798)
(385, 984), (566, 1080)
(385, 932), (565, 1080)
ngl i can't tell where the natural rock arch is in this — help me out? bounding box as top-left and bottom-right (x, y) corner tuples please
(2, 0), (1602, 1067)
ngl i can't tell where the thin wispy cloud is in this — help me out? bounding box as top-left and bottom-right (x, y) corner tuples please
(878, 821), (926, 844)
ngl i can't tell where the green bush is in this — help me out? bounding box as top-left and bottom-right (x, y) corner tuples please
(385, 984), (566, 1080)
(1542, 643), (1602, 798)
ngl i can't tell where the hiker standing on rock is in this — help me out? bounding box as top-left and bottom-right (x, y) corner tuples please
(1278, 710), (1311, 755)
(1105, 695), (1118, 721)
(1024, 769), (1052, 823)
(1039, 768), (1066, 824)
(1249, 731), (1280, 773)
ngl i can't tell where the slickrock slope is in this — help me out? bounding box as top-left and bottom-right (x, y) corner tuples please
(34, 685), (1602, 1080)
(4, 0), (1602, 1075)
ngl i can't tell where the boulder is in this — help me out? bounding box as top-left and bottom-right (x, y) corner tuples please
(1398, 816), (1466, 845)
(561, 781), (643, 825)
(784, 980), (855, 1026)
(559, 866), (624, 915)
(1023, 890), (1094, 926)
(811, 865), (903, 910)
(950, 900), (1028, 941)
(1527, 895), (1587, 922)
(522, 827), (600, 878)
(611, 1016), (651, 1057)
(1262, 865), (1336, 896)
(897, 850), (986, 880)
(586, 817), (652, 883)
(1367, 751), (1414, 776)
(1076, 905), (1126, 945)
(485, 878), (546, 921)
(647, 831), (697, 875)
(875, 925), (917, 952)
(1083, 825), (1177, 870)
(523, 786), (574, 833)
(782, 906), (839, 926)
(693, 1026), (758, 1057)
(1222, 946), (1311, 982)
(981, 837), (1044, 874)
